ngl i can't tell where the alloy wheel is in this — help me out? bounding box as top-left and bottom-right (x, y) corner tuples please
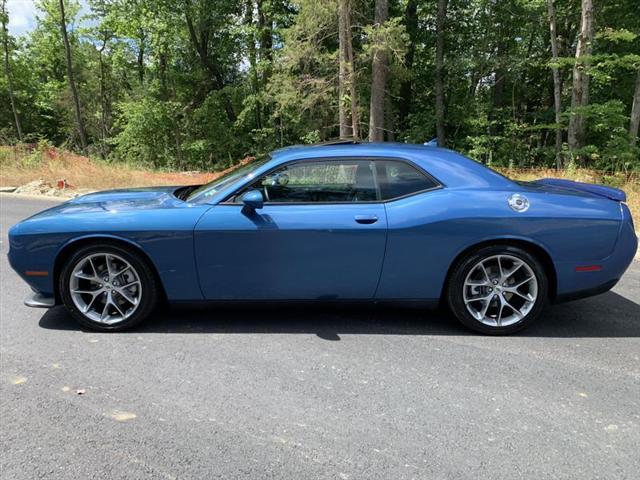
(462, 254), (538, 327)
(69, 253), (142, 324)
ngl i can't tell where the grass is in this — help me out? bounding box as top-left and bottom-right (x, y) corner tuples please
(0, 144), (243, 192)
(1, 144), (638, 221)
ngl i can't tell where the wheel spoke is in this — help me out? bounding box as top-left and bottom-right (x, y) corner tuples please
(112, 266), (130, 278)
(105, 255), (115, 277)
(83, 291), (103, 313)
(74, 271), (98, 281)
(496, 298), (505, 326)
(88, 257), (98, 277)
(512, 276), (534, 289)
(479, 262), (491, 282)
(505, 288), (533, 302)
(503, 296), (523, 319)
(114, 287), (137, 305)
(476, 298), (491, 320)
(110, 297), (125, 317)
(466, 279), (489, 286)
(497, 256), (504, 278)
(464, 292), (493, 304)
(504, 261), (523, 280)
(72, 288), (101, 295)
(100, 294), (111, 320)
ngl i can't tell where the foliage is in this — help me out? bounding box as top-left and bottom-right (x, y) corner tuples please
(1, 0), (639, 172)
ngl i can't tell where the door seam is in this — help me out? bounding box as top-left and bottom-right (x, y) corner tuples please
(372, 204), (390, 299)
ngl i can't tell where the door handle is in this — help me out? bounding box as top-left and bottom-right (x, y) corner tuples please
(354, 215), (378, 225)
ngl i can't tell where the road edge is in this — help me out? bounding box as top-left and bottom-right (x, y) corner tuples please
(0, 192), (67, 202)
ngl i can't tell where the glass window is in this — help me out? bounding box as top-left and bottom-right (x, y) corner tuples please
(187, 157), (270, 203)
(242, 160), (378, 203)
(375, 160), (439, 200)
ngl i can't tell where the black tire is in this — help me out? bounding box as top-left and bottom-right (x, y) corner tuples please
(446, 245), (548, 335)
(59, 243), (159, 332)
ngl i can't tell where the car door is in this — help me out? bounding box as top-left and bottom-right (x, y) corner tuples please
(194, 158), (388, 300)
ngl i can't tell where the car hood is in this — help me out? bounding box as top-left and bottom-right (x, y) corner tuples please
(69, 186), (180, 205)
(27, 187), (185, 220)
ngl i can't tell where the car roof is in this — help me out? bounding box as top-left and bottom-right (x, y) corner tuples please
(270, 143), (514, 189)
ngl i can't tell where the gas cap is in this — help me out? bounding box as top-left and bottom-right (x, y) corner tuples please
(508, 194), (530, 212)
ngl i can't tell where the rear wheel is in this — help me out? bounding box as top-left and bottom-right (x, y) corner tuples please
(59, 244), (159, 331)
(447, 245), (548, 335)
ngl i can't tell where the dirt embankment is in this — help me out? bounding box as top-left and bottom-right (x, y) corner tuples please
(0, 145), (254, 198)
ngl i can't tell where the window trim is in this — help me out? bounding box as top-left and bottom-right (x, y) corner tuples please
(221, 156), (444, 205)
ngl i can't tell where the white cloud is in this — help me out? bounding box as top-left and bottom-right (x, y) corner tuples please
(6, 0), (37, 36)
(6, 0), (91, 37)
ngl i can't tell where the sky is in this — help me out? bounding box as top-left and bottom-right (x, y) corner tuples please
(6, 0), (37, 36)
(6, 0), (91, 37)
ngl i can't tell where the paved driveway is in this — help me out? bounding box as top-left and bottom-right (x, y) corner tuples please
(1, 195), (639, 479)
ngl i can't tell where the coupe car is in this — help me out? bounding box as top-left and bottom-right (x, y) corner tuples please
(8, 142), (637, 334)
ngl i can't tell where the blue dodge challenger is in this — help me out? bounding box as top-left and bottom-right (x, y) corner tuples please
(7, 142), (638, 334)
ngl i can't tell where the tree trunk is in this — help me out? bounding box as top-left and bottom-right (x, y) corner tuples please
(184, 7), (237, 122)
(548, 0), (563, 168)
(385, 94), (395, 141)
(58, 0), (88, 152)
(98, 37), (108, 158)
(257, 0), (272, 83)
(245, 1), (262, 129)
(398, 0), (417, 131)
(137, 30), (145, 85)
(369, 0), (388, 142)
(629, 69), (640, 147)
(1, 0), (23, 142)
(345, 1), (359, 140)
(567, 0), (594, 160)
(338, 0), (359, 139)
(435, 0), (447, 147)
(492, 40), (507, 117)
(338, 0), (350, 138)
(159, 44), (168, 98)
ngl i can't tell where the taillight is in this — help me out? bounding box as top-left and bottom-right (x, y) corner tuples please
(621, 202), (634, 230)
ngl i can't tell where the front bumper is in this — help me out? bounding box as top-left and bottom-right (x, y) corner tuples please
(24, 292), (56, 308)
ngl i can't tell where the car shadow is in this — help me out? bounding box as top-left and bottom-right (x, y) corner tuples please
(38, 291), (640, 338)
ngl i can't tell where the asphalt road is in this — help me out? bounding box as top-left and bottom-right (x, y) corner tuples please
(1, 195), (639, 480)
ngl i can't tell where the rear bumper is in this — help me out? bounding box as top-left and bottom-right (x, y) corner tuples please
(554, 213), (637, 302)
(554, 279), (618, 303)
(24, 292), (56, 308)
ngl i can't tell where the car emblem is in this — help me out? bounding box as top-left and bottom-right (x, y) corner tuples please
(508, 194), (530, 212)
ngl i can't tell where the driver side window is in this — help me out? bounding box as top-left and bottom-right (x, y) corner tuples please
(243, 160), (377, 203)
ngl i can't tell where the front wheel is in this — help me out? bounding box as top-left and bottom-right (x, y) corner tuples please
(59, 244), (159, 332)
(446, 246), (548, 335)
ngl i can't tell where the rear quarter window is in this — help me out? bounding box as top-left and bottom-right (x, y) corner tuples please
(376, 160), (440, 200)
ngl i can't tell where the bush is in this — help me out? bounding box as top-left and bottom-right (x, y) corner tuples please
(112, 99), (183, 169)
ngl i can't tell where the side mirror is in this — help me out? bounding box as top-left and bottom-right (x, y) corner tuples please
(241, 189), (264, 210)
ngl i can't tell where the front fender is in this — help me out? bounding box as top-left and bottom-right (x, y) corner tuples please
(8, 204), (210, 301)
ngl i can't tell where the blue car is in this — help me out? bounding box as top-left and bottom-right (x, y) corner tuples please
(7, 142), (638, 334)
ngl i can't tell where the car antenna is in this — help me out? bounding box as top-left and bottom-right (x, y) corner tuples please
(424, 138), (438, 146)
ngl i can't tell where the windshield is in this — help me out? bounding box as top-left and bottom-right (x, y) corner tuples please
(187, 158), (270, 203)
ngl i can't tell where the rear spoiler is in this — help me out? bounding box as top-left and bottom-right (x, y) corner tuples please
(535, 178), (627, 202)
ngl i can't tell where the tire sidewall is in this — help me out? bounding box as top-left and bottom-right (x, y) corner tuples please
(59, 243), (158, 332)
(447, 245), (548, 335)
